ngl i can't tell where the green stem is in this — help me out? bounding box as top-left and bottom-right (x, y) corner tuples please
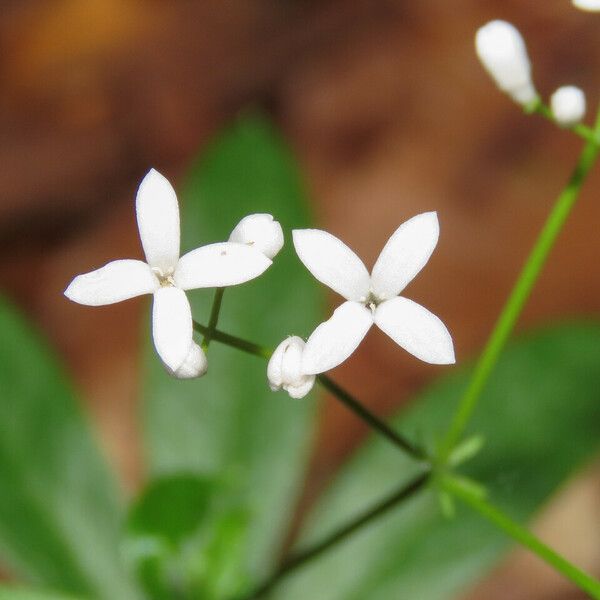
(201, 288), (225, 350)
(530, 101), (598, 144)
(191, 321), (423, 460)
(439, 105), (600, 460)
(444, 476), (600, 599)
(239, 472), (430, 600)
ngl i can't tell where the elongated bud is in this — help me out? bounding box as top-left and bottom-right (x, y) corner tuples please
(550, 86), (586, 127)
(229, 213), (284, 259)
(573, 0), (600, 11)
(475, 20), (537, 106)
(267, 336), (315, 399)
(165, 342), (207, 379)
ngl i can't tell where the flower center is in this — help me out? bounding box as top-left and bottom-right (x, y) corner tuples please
(152, 267), (175, 288)
(361, 290), (385, 314)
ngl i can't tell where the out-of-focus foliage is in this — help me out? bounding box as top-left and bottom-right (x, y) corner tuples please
(0, 588), (84, 600)
(124, 474), (248, 600)
(0, 297), (139, 598)
(142, 114), (322, 587)
(279, 323), (600, 600)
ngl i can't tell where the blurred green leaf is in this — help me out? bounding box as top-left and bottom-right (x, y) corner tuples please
(0, 296), (139, 598)
(0, 587), (85, 600)
(143, 114), (322, 584)
(124, 474), (249, 600)
(280, 323), (600, 600)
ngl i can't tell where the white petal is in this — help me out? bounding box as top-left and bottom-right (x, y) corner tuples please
(174, 242), (271, 290)
(302, 301), (373, 375)
(152, 287), (193, 372)
(64, 259), (158, 306)
(374, 297), (455, 365)
(136, 169), (180, 272)
(168, 342), (208, 379)
(229, 213), (284, 259)
(550, 86), (586, 128)
(371, 212), (439, 299)
(292, 229), (371, 301)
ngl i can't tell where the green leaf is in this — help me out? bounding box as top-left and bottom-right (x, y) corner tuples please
(124, 474), (250, 600)
(0, 296), (139, 598)
(280, 323), (600, 599)
(0, 586), (85, 600)
(143, 114), (322, 582)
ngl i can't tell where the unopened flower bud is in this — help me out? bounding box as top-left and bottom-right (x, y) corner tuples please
(550, 86), (586, 127)
(267, 336), (315, 399)
(229, 214), (284, 259)
(475, 20), (537, 106)
(166, 342), (207, 379)
(573, 0), (600, 11)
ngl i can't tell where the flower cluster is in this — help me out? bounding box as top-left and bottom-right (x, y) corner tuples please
(66, 170), (455, 397)
(475, 14), (589, 128)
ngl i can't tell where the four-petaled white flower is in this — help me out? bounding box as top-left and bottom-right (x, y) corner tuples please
(293, 212), (455, 375)
(65, 169), (276, 379)
(268, 336), (315, 399)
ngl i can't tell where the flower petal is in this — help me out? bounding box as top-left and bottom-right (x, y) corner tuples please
(169, 342), (208, 379)
(374, 296), (455, 364)
(136, 169), (180, 272)
(64, 259), (158, 306)
(174, 242), (271, 290)
(152, 287), (193, 372)
(371, 212), (439, 299)
(302, 301), (373, 375)
(292, 229), (371, 301)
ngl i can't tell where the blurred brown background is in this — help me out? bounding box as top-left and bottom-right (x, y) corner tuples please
(2, 0), (600, 597)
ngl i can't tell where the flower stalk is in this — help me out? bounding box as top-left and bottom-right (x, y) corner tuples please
(443, 475), (600, 599)
(439, 103), (600, 461)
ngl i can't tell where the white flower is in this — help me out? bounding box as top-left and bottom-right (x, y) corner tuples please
(267, 336), (315, 399)
(550, 86), (586, 127)
(573, 0), (600, 11)
(475, 20), (538, 106)
(65, 169), (274, 379)
(229, 213), (284, 259)
(293, 212), (455, 375)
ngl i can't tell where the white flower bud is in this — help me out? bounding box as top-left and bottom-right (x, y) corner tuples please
(573, 0), (600, 11)
(267, 336), (315, 399)
(166, 342), (208, 379)
(229, 213), (284, 259)
(475, 20), (538, 106)
(550, 86), (586, 127)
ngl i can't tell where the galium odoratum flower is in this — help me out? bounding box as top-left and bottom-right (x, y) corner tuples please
(268, 336), (315, 399)
(572, 0), (600, 11)
(475, 20), (538, 106)
(550, 86), (586, 127)
(293, 212), (455, 375)
(65, 169), (279, 379)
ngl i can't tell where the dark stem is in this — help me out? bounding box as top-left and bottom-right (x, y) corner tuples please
(317, 374), (424, 460)
(201, 288), (225, 350)
(192, 321), (424, 460)
(238, 472), (430, 600)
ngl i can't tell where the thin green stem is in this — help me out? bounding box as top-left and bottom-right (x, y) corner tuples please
(191, 321), (423, 460)
(239, 472), (430, 600)
(439, 105), (600, 460)
(201, 288), (225, 350)
(444, 476), (600, 599)
(529, 101), (598, 144)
